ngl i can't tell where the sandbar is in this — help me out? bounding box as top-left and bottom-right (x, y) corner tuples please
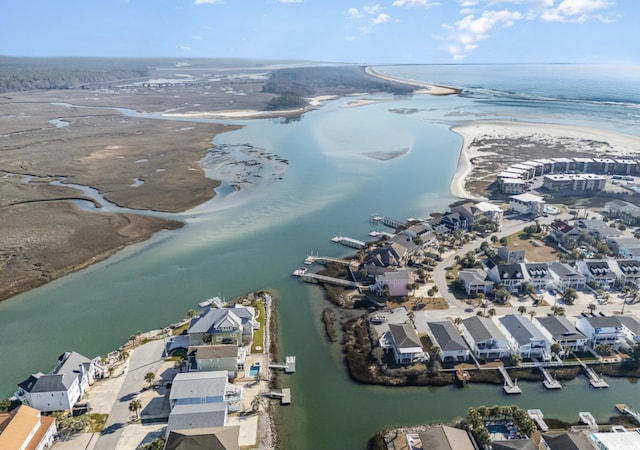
(365, 66), (461, 96)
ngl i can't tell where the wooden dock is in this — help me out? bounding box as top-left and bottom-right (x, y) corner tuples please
(269, 356), (296, 373)
(527, 409), (549, 432)
(539, 366), (562, 389)
(615, 404), (640, 424)
(579, 411), (598, 430)
(581, 362), (608, 388)
(498, 366), (522, 394)
(262, 388), (291, 405)
(331, 236), (365, 249)
(370, 214), (405, 229)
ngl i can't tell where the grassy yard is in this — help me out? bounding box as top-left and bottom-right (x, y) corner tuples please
(89, 413), (108, 432)
(172, 322), (189, 336)
(504, 232), (560, 262)
(251, 299), (266, 354)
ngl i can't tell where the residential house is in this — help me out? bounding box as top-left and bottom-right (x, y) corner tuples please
(451, 201), (503, 229)
(362, 234), (420, 276)
(488, 263), (525, 293)
(498, 315), (550, 359)
(618, 315), (640, 347)
(543, 173), (606, 192)
(188, 305), (257, 346)
(574, 316), (624, 349)
(523, 263), (554, 290)
(412, 425), (475, 450)
(461, 316), (511, 359)
(542, 431), (594, 450)
(612, 259), (640, 287)
(426, 321), (470, 362)
(187, 345), (244, 374)
(606, 237), (640, 260)
(0, 405), (57, 450)
(164, 426), (240, 450)
(15, 351), (101, 413)
(509, 193), (545, 217)
(439, 211), (468, 232)
(535, 316), (588, 353)
(576, 260), (617, 290)
(387, 323), (424, 365)
(458, 268), (495, 296)
(166, 403), (228, 438)
(574, 219), (609, 235)
(497, 247), (525, 264)
(589, 430), (640, 450)
(374, 269), (414, 297)
(548, 219), (580, 244)
(548, 262), (586, 290)
(604, 199), (640, 225)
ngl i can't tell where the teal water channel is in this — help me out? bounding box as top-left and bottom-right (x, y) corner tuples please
(1, 93), (639, 449)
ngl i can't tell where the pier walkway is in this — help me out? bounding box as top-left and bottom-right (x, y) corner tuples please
(579, 412), (599, 430)
(261, 388), (291, 405)
(304, 255), (357, 267)
(539, 366), (562, 389)
(293, 267), (371, 291)
(498, 366), (522, 394)
(527, 409), (549, 432)
(370, 214), (405, 229)
(269, 356), (296, 373)
(615, 404), (640, 424)
(331, 236), (365, 249)
(580, 361), (609, 388)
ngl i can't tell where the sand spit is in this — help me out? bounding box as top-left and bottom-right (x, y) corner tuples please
(365, 66), (461, 96)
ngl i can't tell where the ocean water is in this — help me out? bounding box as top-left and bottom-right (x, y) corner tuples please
(0, 64), (639, 450)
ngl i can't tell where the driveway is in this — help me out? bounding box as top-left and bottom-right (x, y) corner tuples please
(92, 339), (165, 450)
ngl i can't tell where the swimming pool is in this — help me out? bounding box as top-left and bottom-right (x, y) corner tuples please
(249, 364), (260, 377)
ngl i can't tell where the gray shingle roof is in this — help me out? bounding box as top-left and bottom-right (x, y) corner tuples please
(388, 323), (421, 350)
(536, 316), (586, 341)
(170, 371), (228, 402)
(584, 316), (622, 329)
(619, 316), (640, 335)
(499, 315), (547, 346)
(463, 316), (507, 342)
(427, 321), (467, 352)
(167, 402), (227, 432)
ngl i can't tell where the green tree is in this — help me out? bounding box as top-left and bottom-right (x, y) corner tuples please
(144, 371), (156, 388)
(517, 306), (527, 316)
(493, 287), (511, 305)
(487, 308), (496, 318)
(529, 310), (536, 321)
(588, 303), (597, 314)
(561, 288), (578, 305)
(0, 398), (11, 413)
(129, 399), (143, 420)
(550, 343), (563, 358)
(187, 309), (197, 318)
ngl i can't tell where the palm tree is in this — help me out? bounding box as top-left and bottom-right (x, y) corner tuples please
(487, 308), (496, 318)
(529, 310), (536, 321)
(588, 303), (597, 314)
(129, 398), (142, 420)
(561, 288), (578, 305)
(454, 317), (463, 331)
(187, 309), (197, 318)
(144, 371), (156, 388)
(517, 306), (527, 316)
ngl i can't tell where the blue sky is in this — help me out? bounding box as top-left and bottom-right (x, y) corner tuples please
(2, 0), (637, 64)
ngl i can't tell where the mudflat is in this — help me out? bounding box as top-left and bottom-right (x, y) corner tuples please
(0, 84), (256, 301)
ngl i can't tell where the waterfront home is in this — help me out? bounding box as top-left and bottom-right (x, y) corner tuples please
(386, 323), (425, 365)
(187, 345), (245, 374)
(523, 263), (554, 291)
(618, 315), (640, 346)
(606, 237), (640, 261)
(439, 211), (468, 232)
(487, 263), (525, 293)
(547, 262), (587, 290)
(426, 321), (470, 362)
(541, 431), (593, 450)
(408, 425), (475, 450)
(0, 404), (57, 450)
(165, 426), (240, 450)
(509, 193), (545, 217)
(188, 305), (257, 346)
(15, 351), (102, 413)
(574, 316), (624, 349)
(169, 371), (242, 413)
(497, 246), (525, 264)
(589, 430), (640, 449)
(535, 316), (588, 353)
(497, 315), (550, 360)
(576, 260), (617, 290)
(450, 201), (504, 229)
(362, 235), (419, 276)
(166, 403), (228, 439)
(457, 268), (494, 296)
(461, 316), (511, 359)
(612, 259), (640, 287)
(374, 269), (414, 297)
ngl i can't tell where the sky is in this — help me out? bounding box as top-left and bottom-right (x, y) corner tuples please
(2, 0), (638, 64)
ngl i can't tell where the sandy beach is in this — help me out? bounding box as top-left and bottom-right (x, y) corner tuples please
(365, 66), (462, 96)
(449, 120), (640, 199)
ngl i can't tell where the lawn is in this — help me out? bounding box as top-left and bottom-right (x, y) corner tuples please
(251, 299), (266, 354)
(89, 413), (108, 432)
(504, 232), (560, 262)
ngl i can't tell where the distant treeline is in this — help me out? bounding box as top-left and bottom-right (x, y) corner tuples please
(0, 57), (150, 92)
(262, 65), (414, 97)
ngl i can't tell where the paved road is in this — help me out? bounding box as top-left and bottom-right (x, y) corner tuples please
(432, 213), (572, 311)
(93, 339), (165, 450)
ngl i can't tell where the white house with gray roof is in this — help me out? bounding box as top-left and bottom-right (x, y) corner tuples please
(618, 315), (640, 347)
(497, 315), (550, 360)
(166, 402), (228, 439)
(169, 371), (242, 414)
(426, 321), (470, 362)
(15, 351), (101, 412)
(457, 268), (494, 296)
(535, 316), (587, 353)
(548, 262), (586, 290)
(387, 323), (425, 365)
(461, 316), (511, 359)
(574, 316), (624, 349)
(576, 260), (617, 290)
(188, 305), (257, 346)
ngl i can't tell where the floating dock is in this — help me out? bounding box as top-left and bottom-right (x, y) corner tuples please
(582, 363), (609, 388)
(498, 366), (522, 394)
(539, 366), (562, 389)
(292, 268), (364, 289)
(370, 214), (405, 229)
(331, 236), (365, 249)
(615, 404), (640, 424)
(304, 255), (354, 266)
(527, 409), (549, 432)
(579, 411), (598, 430)
(269, 356), (296, 373)
(262, 388), (291, 405)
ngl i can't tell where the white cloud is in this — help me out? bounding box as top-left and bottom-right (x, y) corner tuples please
(193, 0), (222, 4)
(364, 5), (384, 14)
(540, 0), (614, 22)
(346, 7), (363, 18)
(278, 0), (303, 3)
(344, 35), (356, 41)
(180, 46), (192, 51)
(372, 13), (392, 24)
(443, 9), (523, 59)
(392, 0), (440, 8)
